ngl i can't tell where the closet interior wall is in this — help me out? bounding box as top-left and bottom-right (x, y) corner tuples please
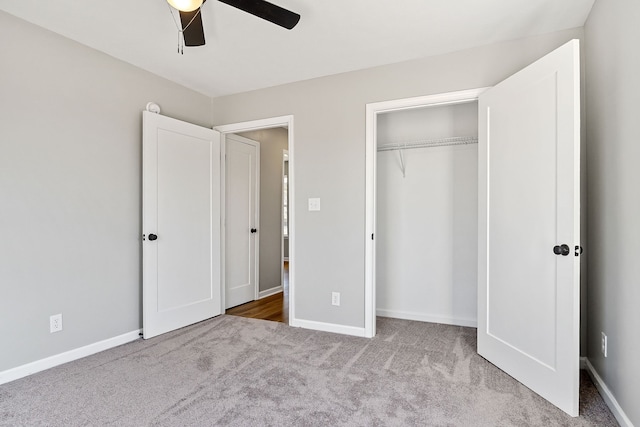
(376, 101), (479, 327)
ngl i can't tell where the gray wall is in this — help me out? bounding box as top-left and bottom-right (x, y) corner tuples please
(211, 28), (584, 329)
(237, 128), (288, 293)
(0, 11), (212, 372)
(585, 0), (640, 424)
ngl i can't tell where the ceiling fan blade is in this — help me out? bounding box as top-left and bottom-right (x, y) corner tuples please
(218, 0), (300, 30)
(180, 7), (206, 46)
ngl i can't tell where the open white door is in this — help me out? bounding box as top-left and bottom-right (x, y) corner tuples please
(142, 111), (222, 339)
(225, 134), (259, 309)
(478, 40), (580, 416)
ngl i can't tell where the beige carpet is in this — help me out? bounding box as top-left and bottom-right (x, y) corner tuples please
(0, 315), (618, 426)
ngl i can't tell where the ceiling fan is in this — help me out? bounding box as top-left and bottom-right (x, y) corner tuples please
(167, 0), (301, 48)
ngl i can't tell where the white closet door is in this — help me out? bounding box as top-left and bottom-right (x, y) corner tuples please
(142, 111), (222, 339)
(478, 40), (580, 416)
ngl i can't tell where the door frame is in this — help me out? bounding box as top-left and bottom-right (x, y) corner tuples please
(215, 116), (295, 321)
(281, 149), (289, 288)
(364, 88), (489, 338)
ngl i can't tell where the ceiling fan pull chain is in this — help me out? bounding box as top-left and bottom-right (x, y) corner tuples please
(178, 30), (184, 55)
(168, 3), (188, 54)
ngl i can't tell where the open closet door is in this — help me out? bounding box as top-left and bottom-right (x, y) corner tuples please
(478, 39), (580, 416)
(142, 111), (222, 339)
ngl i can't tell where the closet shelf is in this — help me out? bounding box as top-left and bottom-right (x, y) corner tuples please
(377, 136), (478, 152)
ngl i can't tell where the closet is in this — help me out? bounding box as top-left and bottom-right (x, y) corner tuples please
(376, 101), (479, 327)
(367, 42), (581, 416)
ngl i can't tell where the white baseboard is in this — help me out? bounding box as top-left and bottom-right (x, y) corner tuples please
(584, 358), (635, 427)
(0, 329), (141, 385)
(290, 318), (366, 337)
(258, 286), (283, 299)
(376, 308), (477, 328)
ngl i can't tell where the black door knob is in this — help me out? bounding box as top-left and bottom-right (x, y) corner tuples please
(250, 228), (257, 234)
(553, 244), (570, 256)
(148, 234), (158, 241)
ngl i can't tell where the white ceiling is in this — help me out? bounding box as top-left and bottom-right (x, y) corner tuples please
(0, 0), (594, 98)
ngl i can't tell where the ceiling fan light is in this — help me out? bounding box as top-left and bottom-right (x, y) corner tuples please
(167, 0), (203, 12)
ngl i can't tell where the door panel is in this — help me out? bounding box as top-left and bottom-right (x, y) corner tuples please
(225, 134), (259, 309)
(143, 112), (221, 339)
(486, 73), (559, 367)
(157, 130), (213, 310)
(478, 40), (580, 416)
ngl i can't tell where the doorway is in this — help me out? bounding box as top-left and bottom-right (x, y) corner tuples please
(375, 99), (479, 328)
(364, 88), (487, 338)
(216, 116), (295, 324)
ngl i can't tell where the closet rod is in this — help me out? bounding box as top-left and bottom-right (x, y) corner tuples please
(377, 136), (478, 152)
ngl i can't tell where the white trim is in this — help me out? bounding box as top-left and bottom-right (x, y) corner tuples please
(281, 149), (289, 292)
(290, 318), (366, 337)
(219, 135), (227, 312)
(365, 88), (490, 339)
(255, 141), (261, 302)
(367, 88), (490, 115)
(376, 309), (477, 328)
(584, 358), (635, 427)
(364, 102), (377, 338)
(0, 330), (141, 385)
(258, 286), (283, 299)
(214, 116), (295, 323)
(215, 116), (293, 133)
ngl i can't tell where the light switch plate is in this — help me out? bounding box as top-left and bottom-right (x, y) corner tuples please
(308, 198), (321, 211)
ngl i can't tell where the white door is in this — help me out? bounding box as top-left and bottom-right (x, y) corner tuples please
(142, 111), (222, 339)
(478, 40), (580, 416)
(225, 134), (259, 309)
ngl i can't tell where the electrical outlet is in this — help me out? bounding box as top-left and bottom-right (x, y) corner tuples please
(50, 314), (63, 333)
(601, 332), (608, 357)
(331, 292), (340, 306)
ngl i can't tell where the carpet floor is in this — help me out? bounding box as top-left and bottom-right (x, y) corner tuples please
(0, 315), (618, 426)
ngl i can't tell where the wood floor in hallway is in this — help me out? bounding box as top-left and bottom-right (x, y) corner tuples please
(226, 261), (288, 324)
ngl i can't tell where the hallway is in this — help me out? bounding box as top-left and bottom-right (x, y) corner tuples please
(226, 262), (289, 323)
